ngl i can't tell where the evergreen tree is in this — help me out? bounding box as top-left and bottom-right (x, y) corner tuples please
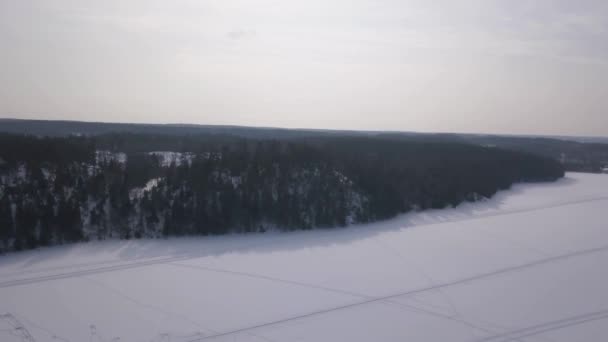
(0, 196), (13, 251)
(0, 132), (566, 251)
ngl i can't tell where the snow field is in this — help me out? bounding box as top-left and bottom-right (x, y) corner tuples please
(0, 173), (607, 341)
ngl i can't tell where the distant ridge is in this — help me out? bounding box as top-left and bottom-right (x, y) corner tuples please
(0, 118), (606, 143)
(0, 118), (345, 139)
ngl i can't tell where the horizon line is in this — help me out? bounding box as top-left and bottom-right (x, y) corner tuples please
(0, 116), (606, 141)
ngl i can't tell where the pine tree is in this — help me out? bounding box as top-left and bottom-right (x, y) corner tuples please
(162, 211), (172, 237)
(38, 197), (55, 246)
(16, 202), (38, 249)
(0, 196), (13, 251)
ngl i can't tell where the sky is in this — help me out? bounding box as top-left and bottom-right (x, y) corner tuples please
(1, 0), (607, 136)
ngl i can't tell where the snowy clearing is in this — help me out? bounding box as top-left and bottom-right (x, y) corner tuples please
(1, 172), (607, 342)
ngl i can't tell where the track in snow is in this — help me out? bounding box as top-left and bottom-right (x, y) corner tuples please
(185, 244), (608, 341)
(475, 309), (608, 341)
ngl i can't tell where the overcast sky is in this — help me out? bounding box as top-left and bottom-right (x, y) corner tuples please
(1, 0), (607, 136)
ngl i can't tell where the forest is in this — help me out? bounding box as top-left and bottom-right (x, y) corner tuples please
(0, 133), (564, 252)
(2, 118), (607, 173)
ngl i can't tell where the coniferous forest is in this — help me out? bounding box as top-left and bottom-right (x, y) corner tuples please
(0, 133), (564, 252)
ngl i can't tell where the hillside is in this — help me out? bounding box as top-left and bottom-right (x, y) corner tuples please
(0, 133), (563, 252)
(0, 173), (606, 341)
(1, 118), (606, 173)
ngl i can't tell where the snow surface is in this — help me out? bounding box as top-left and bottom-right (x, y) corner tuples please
(149, 152), (197, 167)
(129, 178), (162, 200)
(95, 151), (127, 165)
(1, 173), (608, 342)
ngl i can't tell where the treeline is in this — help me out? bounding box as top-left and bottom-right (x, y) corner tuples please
(2, 119), (607, 174)
(0, 133), (564, 252)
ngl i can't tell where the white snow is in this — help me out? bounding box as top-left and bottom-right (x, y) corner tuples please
(149, 151), (196, 167)
(1, 173), (608, 342)
(95, 151), (127, 165)
(129, 177), (162, 200)
(1, 163), (29, 187)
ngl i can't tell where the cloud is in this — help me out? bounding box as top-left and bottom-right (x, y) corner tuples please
(226, 29), (256, 40)
(1, 0), (607, 135)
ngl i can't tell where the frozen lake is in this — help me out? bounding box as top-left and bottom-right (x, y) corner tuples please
(1, 172), (607, 341)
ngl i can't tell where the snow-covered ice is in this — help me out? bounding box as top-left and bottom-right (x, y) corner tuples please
(1, 173), (607, 342)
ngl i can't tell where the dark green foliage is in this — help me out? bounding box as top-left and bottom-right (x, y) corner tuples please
(0, 195), (13, 249)
(0, 133), (565, 252)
